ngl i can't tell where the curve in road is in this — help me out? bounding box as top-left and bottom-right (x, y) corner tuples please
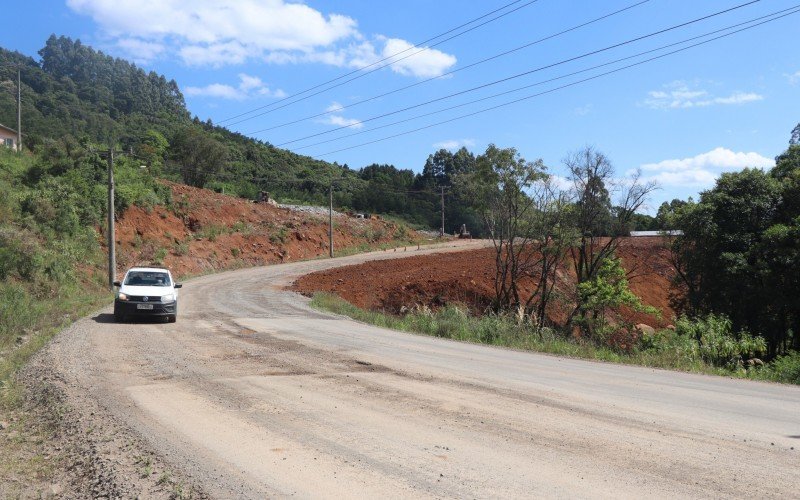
(46, 241), (800, 498)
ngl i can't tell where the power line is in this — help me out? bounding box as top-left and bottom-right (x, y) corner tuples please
(310, 5), (799, 158)
(273, 0), (761, 148)
(219, 0), (538, 126)
(291, 5), (799, 152)
(247, 0), (650, 136)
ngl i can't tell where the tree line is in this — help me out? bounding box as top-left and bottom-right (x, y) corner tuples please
(671, 126), (800, 356)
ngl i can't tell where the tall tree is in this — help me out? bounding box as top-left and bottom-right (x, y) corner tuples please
(170, 127), (228, 188)
(467, 144), (569, 319)
(564, 146), (657, 336)
(671, 168), (785, 354)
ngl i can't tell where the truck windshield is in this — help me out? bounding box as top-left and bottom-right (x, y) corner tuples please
(124, 271), (171, 286)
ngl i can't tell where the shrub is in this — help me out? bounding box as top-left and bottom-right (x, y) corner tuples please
(674, 314), (766, 367)
(173, 241), (189, 256)
(195, 224), (226, 242)
(0, 226), (45, 281)
(154, 247), (168, 264)
(269, 226), (288, 245)
(766, 352), (800, 384)
(395, 224), (409, 240)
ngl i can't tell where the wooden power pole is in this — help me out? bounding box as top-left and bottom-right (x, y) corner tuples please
(329, 183), (334, 258)
(107, 149), (115, 288)
(440, 186), (445, 237)
(16, 69), (21, 152)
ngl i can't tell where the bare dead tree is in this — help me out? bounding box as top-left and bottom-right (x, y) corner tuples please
(564, 146), (658, 333)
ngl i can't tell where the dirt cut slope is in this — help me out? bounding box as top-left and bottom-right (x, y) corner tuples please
(293, 237), (676, 328)
(112, 182), (419, 278)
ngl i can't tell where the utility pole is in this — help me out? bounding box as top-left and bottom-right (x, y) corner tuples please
(440, 186), (445, 237)
(107, 148), (115, 288)
(16, 68), (21, 152)
(329, 183), (334, 258)
(94, 147), (145, 288)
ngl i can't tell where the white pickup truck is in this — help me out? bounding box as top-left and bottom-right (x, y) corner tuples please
(113, 267), (182, 323)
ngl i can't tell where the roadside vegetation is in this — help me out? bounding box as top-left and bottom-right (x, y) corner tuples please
(312, 293), (798, 384)
(310, 130), (800, 385)
(0, 147), (119, 397)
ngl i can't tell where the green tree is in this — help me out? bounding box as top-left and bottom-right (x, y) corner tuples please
(671, 168), (787, 354)
(170, 127), (228, 187)
(655, 198), (688, 230)
(576, 256), (657, 339)
(467, 144), (569, 318)
(564, 146), (657, 336)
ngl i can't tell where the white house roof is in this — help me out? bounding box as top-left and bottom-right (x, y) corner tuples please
(0, 123), (18, 134)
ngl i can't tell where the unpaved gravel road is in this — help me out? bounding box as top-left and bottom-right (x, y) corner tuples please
(45, 240), (800, 498)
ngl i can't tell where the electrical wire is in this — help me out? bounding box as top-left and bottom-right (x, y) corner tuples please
(291, 5), (799, 152)
(272, 0), (761, 148)
(311, 5), (799, 158)
(246, 0), (650, 136)
(218, 0), (539, 125)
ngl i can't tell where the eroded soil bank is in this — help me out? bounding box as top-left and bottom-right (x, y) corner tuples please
(293, 237), (676, 329)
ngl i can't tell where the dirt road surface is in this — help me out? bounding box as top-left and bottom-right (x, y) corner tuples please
(44, 241), (800, 498)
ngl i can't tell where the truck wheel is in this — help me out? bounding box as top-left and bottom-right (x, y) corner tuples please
(168, 315), (176, 323)
(113, 305), (125, 323)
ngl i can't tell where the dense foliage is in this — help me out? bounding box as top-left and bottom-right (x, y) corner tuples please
(672, 131), (800, 357)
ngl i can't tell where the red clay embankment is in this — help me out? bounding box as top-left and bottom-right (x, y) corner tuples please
(293, 237), (676, 328)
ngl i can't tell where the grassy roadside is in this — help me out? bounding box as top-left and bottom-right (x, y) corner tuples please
(310, 292), (800, 385)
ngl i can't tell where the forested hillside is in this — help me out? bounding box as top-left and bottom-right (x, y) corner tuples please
(0, 35), (485, 232)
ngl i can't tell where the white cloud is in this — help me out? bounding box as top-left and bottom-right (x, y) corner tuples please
(325, 102), (345, 113)
(786, 70), (800, 85)
(66, 0), (456, 76)
(184, 73), (285, 100)
(179, 42), (251, 67)
(66, 0), (358, 56)
(573, 104), (593, 116)
(318, 102), (362, 129)
(381, 38), (456, 78)
(115, 38), (165, 63)
(642, 81), (763, 109)
(323, 115), (363, 128)
(638, 147), (774, 187)
(432, 139), (475, 150)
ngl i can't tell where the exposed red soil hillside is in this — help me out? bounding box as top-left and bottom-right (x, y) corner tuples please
(293, 237), (676, 328)
(110, 182), (419, 279)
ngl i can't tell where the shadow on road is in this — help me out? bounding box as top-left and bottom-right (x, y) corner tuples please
(92, 313), (116, 324)
(92, 313), (168, 324)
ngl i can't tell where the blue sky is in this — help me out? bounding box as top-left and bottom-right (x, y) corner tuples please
(3, 0), (799, 211)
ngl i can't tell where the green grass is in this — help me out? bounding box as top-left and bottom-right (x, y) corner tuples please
(0, 281), (108, 406)
(309, 292), (799, 384)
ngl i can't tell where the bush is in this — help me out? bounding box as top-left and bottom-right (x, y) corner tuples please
(673, 314), (766, 367)
(154, 247), (168, 264)
(269, 226), (288, 245)
(173, 241), (189, 256)
(766, 352), (800, 384)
